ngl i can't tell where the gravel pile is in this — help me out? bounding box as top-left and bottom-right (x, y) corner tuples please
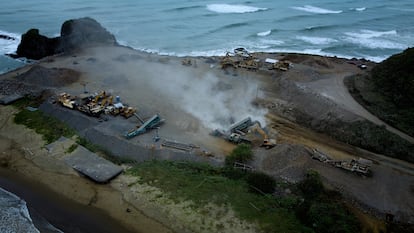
(16, 65), (80, 87)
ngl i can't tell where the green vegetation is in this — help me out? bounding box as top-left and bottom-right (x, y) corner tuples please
(371, 48), (414, 108)
(331, 119), (414, 163)
(128, 160), (307, 233)
(346, 48), (414, 138)
(65, 143), (78, 153)
(225, 143), (253, 166)
(296, 171), (360, 233)
(14, 108), (76, 144)
(127, 156), (360, 233)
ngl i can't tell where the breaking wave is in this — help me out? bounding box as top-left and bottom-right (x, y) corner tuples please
(0, 30), (20, 54)
(206, 4), (267, 14)
(292, 5), (343, 14)
(296, 36), (338, 45)
(257, 30), (271, 37)
(344, 29), (406, 49)
(355, 7), (366, 12)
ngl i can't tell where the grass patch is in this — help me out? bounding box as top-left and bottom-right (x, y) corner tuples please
(65, 143), (78, 153)
(127, 160), (309, 233)
(14, 109), (76, 144)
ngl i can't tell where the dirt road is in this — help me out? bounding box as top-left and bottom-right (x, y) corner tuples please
(303, 74), (414, 144)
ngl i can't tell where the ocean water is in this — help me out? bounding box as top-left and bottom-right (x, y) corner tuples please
(0, 0), (413, 72)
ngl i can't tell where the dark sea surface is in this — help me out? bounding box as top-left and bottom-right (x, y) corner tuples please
(1, 0), (414, 73)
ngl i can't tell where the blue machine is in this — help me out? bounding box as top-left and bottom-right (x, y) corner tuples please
(124, 114), (165, 139)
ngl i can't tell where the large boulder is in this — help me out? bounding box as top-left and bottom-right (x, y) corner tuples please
(14, 17), (117, 59)
(58, 17), (117, 52)
(16, 29), (59, 59)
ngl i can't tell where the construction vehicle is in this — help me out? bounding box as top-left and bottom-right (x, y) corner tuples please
(212, 117), (276, 148)
(124, 114), (165, 139)
(238, 58), (259, 70)
(272, 60), (292, 71)
(220, 53), (238, 69)
(120, 106), (136, 118)
(58, 93), (77, 109)
(234, 48), (250, 57)
(330, 159), (371, 175)
(310, 149), (372, 175)
(100, 95), (113, 107)
(88, 90), (107, 104)
(247, 123), (276, 149)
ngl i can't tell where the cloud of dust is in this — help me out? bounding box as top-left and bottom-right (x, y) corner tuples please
(135, 62), (267, 130)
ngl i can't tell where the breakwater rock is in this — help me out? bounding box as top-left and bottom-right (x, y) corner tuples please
(14, 17), (117, 60)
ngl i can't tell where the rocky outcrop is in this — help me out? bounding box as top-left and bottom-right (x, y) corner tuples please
(16, 29), (59, 60)
(58, 17), (117, 52)
(14, 17), (117, 60)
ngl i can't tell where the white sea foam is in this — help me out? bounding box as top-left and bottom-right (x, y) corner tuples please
(344, 29), (405, 49)
(257, 30), (271, 37)
(0, 188), (40, 233)
(292, 5), (342, 14)
(206, 4), (267, 14)
(355, 7), (366, 11)
(0, 30), (21, 54)
(297, 36), (337, 45)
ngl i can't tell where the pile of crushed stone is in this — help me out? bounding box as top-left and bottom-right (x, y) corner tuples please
(16, 65), (80, 87)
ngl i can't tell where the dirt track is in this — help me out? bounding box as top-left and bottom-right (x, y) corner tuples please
(303, 74), (414, 143)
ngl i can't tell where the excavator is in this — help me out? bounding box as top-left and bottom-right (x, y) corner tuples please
(248, 123), (276, 149)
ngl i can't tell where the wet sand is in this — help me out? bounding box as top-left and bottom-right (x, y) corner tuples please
(0, 168), (136, 233)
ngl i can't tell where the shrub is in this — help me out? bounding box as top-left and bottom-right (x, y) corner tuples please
(298, 170), (324, 200)
(225, 143), (253, 166)
(246, 171), (276, 194)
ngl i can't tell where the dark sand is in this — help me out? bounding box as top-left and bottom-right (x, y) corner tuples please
(0, 168), (136, 233)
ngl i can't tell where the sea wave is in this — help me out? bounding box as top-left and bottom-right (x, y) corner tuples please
(206, 4), (267, 14)
(165, 5), (202, 12)
(344, 29), (405, 49)
(257, 30), (271, 37)
(303, 25), (338, 32)
(345, 29), (397, 39)
(0, 30), (20, 54)
(0, 188), (40, 233)
(292, 5), (343, 14)
(296, 36), (338, 45)
(355, 7), (366, 12)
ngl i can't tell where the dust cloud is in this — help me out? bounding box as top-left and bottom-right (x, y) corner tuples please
(137, 62), (267, 130)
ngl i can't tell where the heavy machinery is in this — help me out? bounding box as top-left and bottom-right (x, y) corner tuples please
(124, 114), (165, 139)
(120, 106), (136, 118)
(212, 117), (276, 148)
(272, 60), (292, 71)
(58, 93), (77, 109)
(249, 124), (276, 149)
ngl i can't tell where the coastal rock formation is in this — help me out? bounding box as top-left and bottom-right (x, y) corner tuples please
(58, 17), (117, 52)
(15, 17), (117, 59)
(16, 29), (59, 60)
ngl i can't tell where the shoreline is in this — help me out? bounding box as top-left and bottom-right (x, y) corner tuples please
(0, 168), (136, 233)
(0, 105), (176, 233)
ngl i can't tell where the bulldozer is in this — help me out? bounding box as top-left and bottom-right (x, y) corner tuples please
(58, 93), (77, 109)
(120, 106), (136, 118)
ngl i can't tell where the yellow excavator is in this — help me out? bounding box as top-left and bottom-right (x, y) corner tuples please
(249, 123), (276, 149)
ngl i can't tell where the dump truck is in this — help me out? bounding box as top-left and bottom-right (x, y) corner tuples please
(212, 117), (276, 148)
